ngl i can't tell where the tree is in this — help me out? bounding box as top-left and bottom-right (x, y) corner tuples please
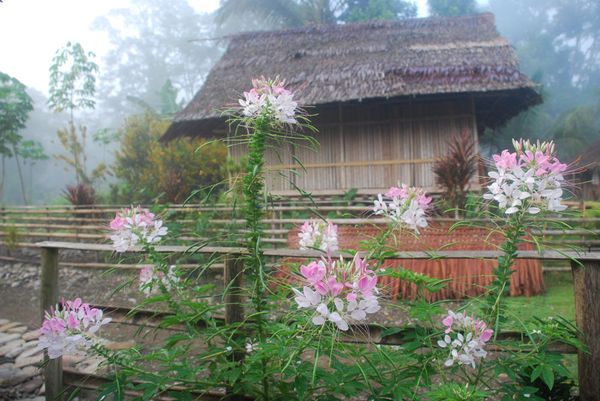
(48, 42), (106, 185)
(111, 112), (227, 203)
(92, 0), (219, 119)
(0, 71), (34, 203)
(427, 0), (476, 16)
(17, 140), (48, 204)
(341, 0), (417, 22)
(216, 0), (418, 29)
(482, 0), (600, 162)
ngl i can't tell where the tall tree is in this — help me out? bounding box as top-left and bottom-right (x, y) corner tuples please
(483, 0), (600, 160)
(216, 0), (418, 29)
(341, 0), (417, 22)
(48, 42), (106, 185)
(0, 71), (34, 203)
(427, 0), (476, 16)
(92, 0), (219, 119)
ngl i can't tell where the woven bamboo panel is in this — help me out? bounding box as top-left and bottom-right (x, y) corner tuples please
(282, 222), (544, 301)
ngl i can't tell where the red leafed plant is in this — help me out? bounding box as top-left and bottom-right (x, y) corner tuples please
(433, 131), (478, 217)
(62, 183), (97, 206)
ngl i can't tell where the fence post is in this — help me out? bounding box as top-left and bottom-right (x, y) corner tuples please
(41, 246), (63, 401)
(571, 259), (600, 401)
(224, 254), (244, 325)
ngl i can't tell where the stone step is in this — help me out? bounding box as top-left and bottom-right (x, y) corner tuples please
(0, 333), (21, 346)
(0, 339), (25, 356)
(0, 322), (24, 332)
(7, 326), (28, 335)
(22, 330), (40, 342)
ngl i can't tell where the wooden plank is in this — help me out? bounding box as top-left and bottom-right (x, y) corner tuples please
(41, 247), (63, 401)
(266, 158), (436, 171)
(571, 259), (600, 401)
(33, 241), (600, 261)
(224, 255), (244, 325)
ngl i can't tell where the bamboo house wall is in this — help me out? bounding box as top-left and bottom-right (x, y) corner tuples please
(229, 97), (478, 195)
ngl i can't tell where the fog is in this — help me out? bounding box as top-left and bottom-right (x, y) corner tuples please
(0, 0), (598, 205)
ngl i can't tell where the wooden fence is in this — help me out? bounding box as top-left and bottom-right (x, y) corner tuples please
(36, 241), (600, 401)
(1, 204), (599, 255)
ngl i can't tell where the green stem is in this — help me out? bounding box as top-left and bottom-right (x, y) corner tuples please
(242, 116), (270, 400)
(488, 212), (525, 336)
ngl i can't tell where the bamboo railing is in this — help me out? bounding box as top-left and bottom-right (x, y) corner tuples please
(36, 241), (600, 401)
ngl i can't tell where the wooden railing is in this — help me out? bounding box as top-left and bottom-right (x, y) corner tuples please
(1, 204), (599, 254)
(36, 241), (600, 401)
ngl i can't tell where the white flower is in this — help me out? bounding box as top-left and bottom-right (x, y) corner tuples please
(373, 185), (431, 233)
(298, 220), (338, 253)
(245, 341), (258, 354)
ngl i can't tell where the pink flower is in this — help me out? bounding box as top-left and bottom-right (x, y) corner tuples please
(493, 150), (517, 170)
(358, 275), (377, 296)
(293, 256), (381, 331)
(327, 277), (344, 297)
(109, 215), (126, 230)
(300, 261), (326, 284)
(480, 329), (493, 343)
(385, 186), (406, 198)
(442, 315), (454, 333)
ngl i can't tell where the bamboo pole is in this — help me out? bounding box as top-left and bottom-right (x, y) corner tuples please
(41, 247), (63, 401)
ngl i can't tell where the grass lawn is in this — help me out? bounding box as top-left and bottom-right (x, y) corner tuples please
(505, 271), (575, 326)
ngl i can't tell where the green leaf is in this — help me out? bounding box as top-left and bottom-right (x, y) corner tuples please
(541, 365), (555, 390)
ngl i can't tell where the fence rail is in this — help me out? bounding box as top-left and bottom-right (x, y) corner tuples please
(35, 241), (600, 401)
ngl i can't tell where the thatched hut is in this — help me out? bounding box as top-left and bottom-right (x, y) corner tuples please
(163, 13), (540, 196)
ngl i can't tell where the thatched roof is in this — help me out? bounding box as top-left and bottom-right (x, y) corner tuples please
(163, 12), (540, 140)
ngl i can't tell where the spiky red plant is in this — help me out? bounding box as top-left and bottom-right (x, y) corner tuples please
(433, 131), (478, 216)
(62, 183), (97, 206)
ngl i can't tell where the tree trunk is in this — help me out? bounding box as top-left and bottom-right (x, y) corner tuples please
(12, 145), (29, 205)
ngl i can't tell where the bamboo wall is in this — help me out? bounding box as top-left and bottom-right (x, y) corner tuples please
(229, 97), (477, 194)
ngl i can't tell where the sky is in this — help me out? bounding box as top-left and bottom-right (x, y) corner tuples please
(0, 0), (459, 96)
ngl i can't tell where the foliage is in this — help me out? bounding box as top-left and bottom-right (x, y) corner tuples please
(92, 0), (218, 119)
(48, 42), (98, 116)
(4, 225), (20, 254)
(111, 112), (227, 203)
(427, 0), (477, 16)
(433, 131), (478, 216)
(17, 140), (48, 162)
(483, 0), (600, 160)
(48, 42), (105, 185)
(0, 71), (33, 157)
(55, 123), (106, 185)
(48, 80), (584, 401)
(216, 0), (418, 28)
(0, 71), (40, 204)
(61, 183), (97, 206)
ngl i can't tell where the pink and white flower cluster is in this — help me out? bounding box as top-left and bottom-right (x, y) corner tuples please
(239, 77), (298, 124)
(437, 310), (493, 368)
(293, 254), (380, 331)
(109, 207), (168, 252)
(139, 265), (179, 295)
(373, 185), (431, 232)
(39, 298), (111, 359)
(298, 219), (339, 254)
(484, 139), (568, 215)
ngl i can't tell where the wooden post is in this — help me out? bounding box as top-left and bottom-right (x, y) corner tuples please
(224, 255), (244, 325)
(571, 259), (600, 401)
(41, 247), (63, 401)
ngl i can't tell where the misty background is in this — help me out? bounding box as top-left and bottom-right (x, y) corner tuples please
(0, 0), (598, 205)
